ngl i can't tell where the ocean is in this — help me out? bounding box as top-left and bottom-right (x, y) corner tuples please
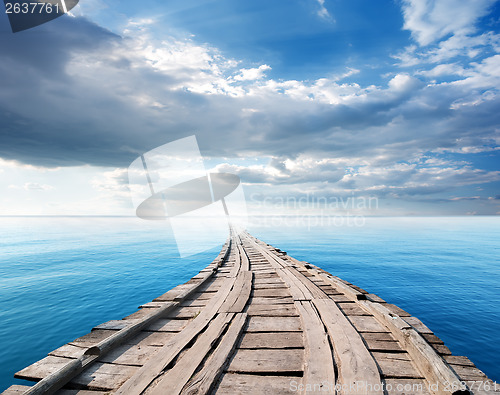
(0, 216), (499, 391)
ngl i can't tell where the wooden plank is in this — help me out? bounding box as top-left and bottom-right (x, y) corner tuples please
(239, 332), (303, 349)
(253, 282), (288, 289)
(179, 298), (207, 308)
(361, 332), (394, 341)
(295, 301), (335, 395)
(115, 250), (242, 395)
(70, 330), (115, 347)
(125, 331), (177, 347)
(338, 302), (371, 316)
(49, 344), (86, 359)
(431, 344), (452, 355)
(246, 240), (312, 301)
(2, 386), (33, 395)
(216, 373), (298, 395)
(94, 320), (136, 331)
(227, 349), (303, 373)
(365, 294), (386, 303)
(2, 387), (108, 395)
(146, 318), (188, 332)
(181, 313), (247, 395)
(250, 296), (294, 305)
(253, 277), (286, 285)
(219, 271), (253, 313)
(153, 283), (202, 302)
(361, 300), (469, 394)
(385, 304), (411, 317)
(246, 316), (302, 332)
(165, 306), (203, 319)
(286, 267), (328, 300)
(237, 244), (250, 272)
(15, 355), (73, 381)
(364, 339), (403, 352)
(246, 304), (298, 317)
(348, 316), (388, 333)
(328, 294), (354, 303)
(15, 356), (138, 391)
(451, 365), (489, 381)
(98, 344), (162, 366)
(371, 352), (423, 379)
(252, 288), (291, 298)
(422, 333), (445, 345)
(403, 317), (433, 334)
(148, 313), (235, 395)
(70, 362), (138, 390)
(318, 273), (365, 302)
(252, 272), (280, 279)
(444, 356), (475, 367)
(186, 292), (215, 301)
(313, 299), (383, 395)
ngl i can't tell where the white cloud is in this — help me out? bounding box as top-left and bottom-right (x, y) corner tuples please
(401, 0), (496, 46)
(233, 65), (272, 82)
(316, 0), (333, 20)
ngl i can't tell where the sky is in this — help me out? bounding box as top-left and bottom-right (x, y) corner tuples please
(0, 0), (499, 216)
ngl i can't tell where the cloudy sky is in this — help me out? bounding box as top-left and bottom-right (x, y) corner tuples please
(1, 0), (499, 216)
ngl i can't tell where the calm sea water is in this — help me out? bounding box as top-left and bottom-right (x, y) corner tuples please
(0, 216), (498, 391)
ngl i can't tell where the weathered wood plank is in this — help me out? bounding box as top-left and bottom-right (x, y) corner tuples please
(252, 288), (291, 298)
(385, 304), (411, 317)
(146, 318), (188, 332)
(338, 302), (371, 316)
(147, 313), (235, 395)
(239, 332), (303, 349)
(114, 242), (245, 395)
(246, 304), (298, 317)
(253, 282), (288, 289)
(295, 301), (335, 395)
(313, 298), (383, 395)
(361, 332), (394, 341)
(181, 313), (247, 395)
(2, 386), (109, 395)
(371, 352), (423, 379)
(98, 344), (162, 366)
(216, 373), (298, 395)
(219, 271), (253, 313)
(125, 331), (177, 347)
(115, 270), (240, 395)
(444, 356), (475, 368)
(361, 300), (469, 394)
(250, 296), (294, 305)
(70, 362), (139, 390)
(403, 317), (433, 334)
(422, 333), (445, 345)
(15, 356), (73, 381)
(348, 316), (389, 333)
(253, 277), (285, 285)
(246, 316), (302, 332)
(364, 339), (404, 352)
(227, 349), (303, 373)
(15, 356), (138, 391)
(365, 294), (386, 303)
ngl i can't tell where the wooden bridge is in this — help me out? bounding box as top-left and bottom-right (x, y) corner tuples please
(3, 231), (497, 395)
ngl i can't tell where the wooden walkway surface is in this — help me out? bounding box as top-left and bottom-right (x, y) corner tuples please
(3, 231), (498, 395)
